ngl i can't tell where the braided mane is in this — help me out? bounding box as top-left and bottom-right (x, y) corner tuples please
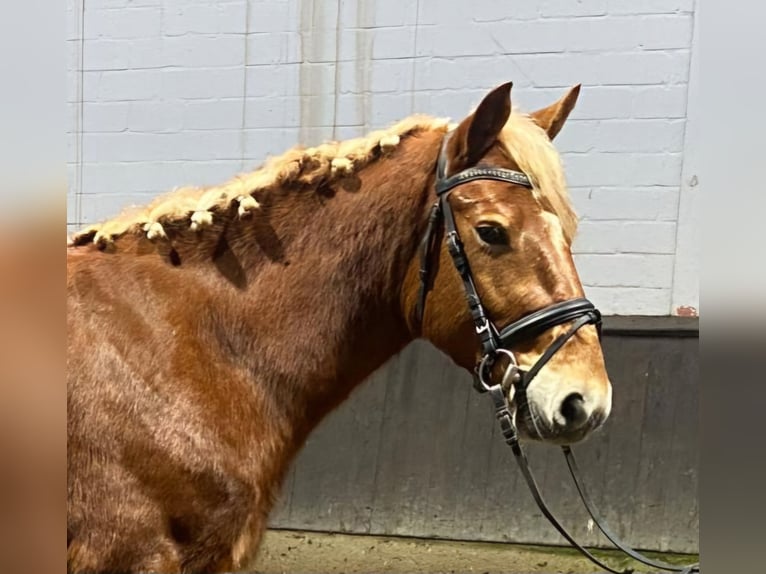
(69, 115), (451, 248)
(68, 108), (576, 248)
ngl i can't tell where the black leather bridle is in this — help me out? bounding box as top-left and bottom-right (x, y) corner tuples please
(415, 134), (602, 393)
(415, 133), (700, 574)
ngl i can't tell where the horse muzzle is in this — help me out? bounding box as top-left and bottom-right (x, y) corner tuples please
(516, 380), (612, 444)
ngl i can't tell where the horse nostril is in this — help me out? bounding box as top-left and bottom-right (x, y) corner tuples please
(560, 393), (588, 429)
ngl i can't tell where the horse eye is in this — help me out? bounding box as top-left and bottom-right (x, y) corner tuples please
(475, 224), (509, 246)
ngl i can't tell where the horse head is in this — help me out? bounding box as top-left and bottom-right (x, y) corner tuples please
(409, 82), (612, 445)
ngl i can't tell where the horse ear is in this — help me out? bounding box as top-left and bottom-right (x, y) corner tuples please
(449, 82), (512, 169)
(529, 84), (581, 140)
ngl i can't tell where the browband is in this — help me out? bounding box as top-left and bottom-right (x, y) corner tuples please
(436, 166), (532, 195)
(434, 134), (533, 195)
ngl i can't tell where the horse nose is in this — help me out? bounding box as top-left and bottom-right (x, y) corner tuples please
(559, 393), (589, 430)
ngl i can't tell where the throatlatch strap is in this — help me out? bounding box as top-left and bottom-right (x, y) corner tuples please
(415, 201), (443, 325)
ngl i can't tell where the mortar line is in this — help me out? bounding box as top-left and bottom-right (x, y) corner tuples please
(75, 0), (86, 227)
(331, 0), (342, 140)
(410, 0), (420, 113)
(240, 0), (252, 170)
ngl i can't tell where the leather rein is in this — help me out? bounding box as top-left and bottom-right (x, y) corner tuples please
(415, 134), (700, 574)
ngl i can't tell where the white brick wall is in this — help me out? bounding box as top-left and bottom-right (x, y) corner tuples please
(67, 0), (698, 316)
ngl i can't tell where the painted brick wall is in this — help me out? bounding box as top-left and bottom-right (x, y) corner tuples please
(66, 0), (698, 315)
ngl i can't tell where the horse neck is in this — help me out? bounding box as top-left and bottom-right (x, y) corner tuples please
(201, 129), (443, 433)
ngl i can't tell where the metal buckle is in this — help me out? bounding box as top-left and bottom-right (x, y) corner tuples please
(474, 349), (520, 393)
(487, 383), (519, 445)
(475, 319), (491, 335)
(446, 231), (461, 257)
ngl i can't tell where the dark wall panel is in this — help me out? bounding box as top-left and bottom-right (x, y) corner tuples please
(269, 331), (699, 554)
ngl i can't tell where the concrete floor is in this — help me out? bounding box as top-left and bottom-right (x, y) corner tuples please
(251, 529), (698, 574)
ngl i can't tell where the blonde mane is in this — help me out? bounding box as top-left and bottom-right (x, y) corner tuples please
(69, 115), (451, 248)
(500, 110), (578, 243)
(69, 109), (576, 248)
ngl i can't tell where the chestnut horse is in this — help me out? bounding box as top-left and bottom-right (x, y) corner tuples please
(67, 82), (612, 573)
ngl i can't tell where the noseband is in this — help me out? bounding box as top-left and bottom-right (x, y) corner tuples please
(415, 134), (602, 393)
(414, 134), (699, 574)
